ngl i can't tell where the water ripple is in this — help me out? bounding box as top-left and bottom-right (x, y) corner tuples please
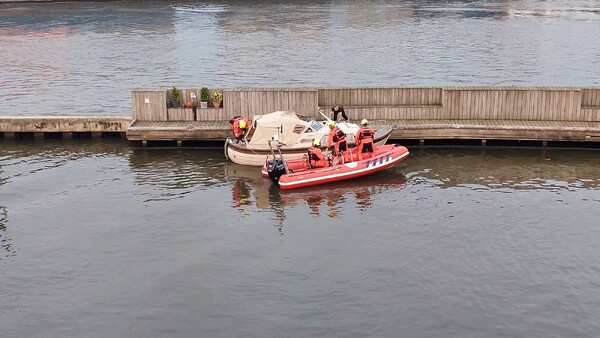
(2, 1), (600, 116)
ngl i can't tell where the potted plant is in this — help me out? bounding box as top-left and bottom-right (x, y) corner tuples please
(212, 90), (223, 108)
(170, 86), (182, 108)
(200, 87), (209, 108)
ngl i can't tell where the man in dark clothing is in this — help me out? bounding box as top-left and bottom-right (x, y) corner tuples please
(330, 104), (349, 122)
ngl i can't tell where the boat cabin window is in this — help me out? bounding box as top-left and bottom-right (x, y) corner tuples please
(306, 121), (323, 132)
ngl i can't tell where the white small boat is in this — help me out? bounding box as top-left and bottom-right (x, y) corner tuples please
(224, 110), (393, 166)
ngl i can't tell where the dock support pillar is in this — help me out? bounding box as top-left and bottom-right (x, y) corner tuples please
(142, 140), (147, 147)
(177, 140), (182, 147)
(419, 139), (425, 146)
(92, 132), (102, 138)
(63, 132), (73, 139)
(542, 141), (547, 147)
(481, 139), (487, 146)
(4, 132), (16, 139)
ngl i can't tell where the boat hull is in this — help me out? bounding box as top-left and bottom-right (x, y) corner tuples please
(226, 128), (393, 166)
(273, 144), (409, 190)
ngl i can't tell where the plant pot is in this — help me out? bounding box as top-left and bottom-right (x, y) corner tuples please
(200, 101), (208, 109)
(213, 101), (221, 108)
(171, 101), (181, 108)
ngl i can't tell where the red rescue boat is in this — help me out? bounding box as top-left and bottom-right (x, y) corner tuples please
(263, 143), (410, 190)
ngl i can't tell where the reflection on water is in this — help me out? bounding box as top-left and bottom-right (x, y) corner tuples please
(3, 140), (599, 225)
(278, 170), (408, 218)
(0, 138), (130, 183)
(1, 1), (600, 116)
(407, 147), (600, 190)
(118, 145), (600, 228)
(224, 162), (407, 219)
(129, 148), (228, 202)
(3, 140), (600, 336)
(220, 147), (600, 226)
(0, 206), (15, 259)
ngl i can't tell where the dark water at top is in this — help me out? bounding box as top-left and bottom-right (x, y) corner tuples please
(1, 0), (600, 116)
(2, 1), (600, 337)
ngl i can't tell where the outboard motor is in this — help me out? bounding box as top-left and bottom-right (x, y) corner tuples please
(267, 158), (287, 183)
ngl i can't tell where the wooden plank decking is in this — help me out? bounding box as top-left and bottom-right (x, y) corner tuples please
(124, 119), (600, 143)
(126, 120), (231, 141)
(392, 119), (600, 142)
(127, 86), (600, 145)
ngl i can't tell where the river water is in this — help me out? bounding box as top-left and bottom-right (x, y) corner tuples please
(1, 0), (600, 116)
(2, 1), (600, 337)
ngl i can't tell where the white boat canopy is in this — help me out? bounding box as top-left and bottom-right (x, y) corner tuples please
(248, 111), (312, 148)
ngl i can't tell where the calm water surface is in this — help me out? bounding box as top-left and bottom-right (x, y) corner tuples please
(1, 139), (600, 337)
(2, 0), (600, 337)
(1, 0), (600, 116)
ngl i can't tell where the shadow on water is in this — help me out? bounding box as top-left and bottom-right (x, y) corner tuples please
(406, 146), (600, 190)
(128, 147), (228, 189)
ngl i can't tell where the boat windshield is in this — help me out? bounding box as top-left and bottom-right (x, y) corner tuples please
(308, 121), (324, 132)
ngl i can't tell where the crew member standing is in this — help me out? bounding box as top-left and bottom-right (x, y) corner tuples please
(325, 120), (348, 162)
(229, 115), (249, 142)
(307, 139), (330, 168)
(330, 104), (348, 122)
(355, 119), (375, 161)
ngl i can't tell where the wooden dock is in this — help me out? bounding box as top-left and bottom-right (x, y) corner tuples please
(0, 116), (130, 139)
(126, 86), (600, 146)
(3, 86), (600, 146)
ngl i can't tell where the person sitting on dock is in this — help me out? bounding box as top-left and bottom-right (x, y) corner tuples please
(229, 115), (249, 142)
(326, 120), (348, 163)
(355, 119), (375, 161)
(330, 104), (349, 122)
(307, 139), (330, 168)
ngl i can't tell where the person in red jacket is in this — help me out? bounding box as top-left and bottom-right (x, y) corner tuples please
(307, 139), (330, 168)
(325, 121), (348, 162)
(355, 119), (375, 160)
(229, 116), (249, 142)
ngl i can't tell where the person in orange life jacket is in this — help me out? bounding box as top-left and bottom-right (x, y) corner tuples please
(307, 139), (330, 168)
(330, 104), (348, 122)
(355, 119), (375, 161)
(229, 116), (249, 142)
(325, 121), (348, 160)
